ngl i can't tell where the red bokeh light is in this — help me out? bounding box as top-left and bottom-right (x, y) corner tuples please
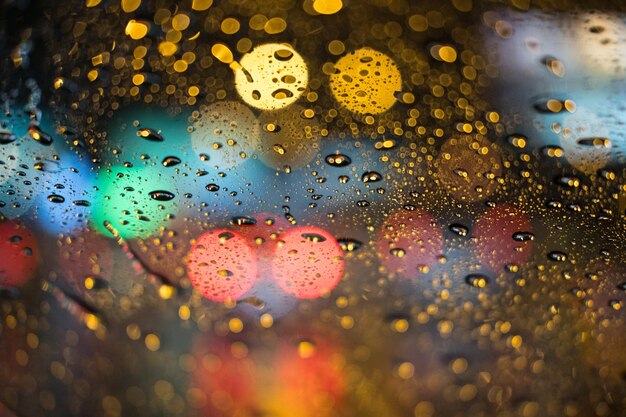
(191, 339), (257, 416)
(271, 226), (345, 299)
(273, 336), (346, 416)
(186, 229), (258, 302)
(0, 220), (39, 288)
(191, 332), (346, 417)
(376, 209), (443, 278)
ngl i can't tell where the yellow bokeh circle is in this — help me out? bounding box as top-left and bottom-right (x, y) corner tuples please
(329, 47), (402, 115)
(234, 43), (308, 111)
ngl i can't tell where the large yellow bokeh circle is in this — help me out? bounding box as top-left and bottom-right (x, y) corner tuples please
(234, 43), (308, 111)
(329, 47), (402, 115)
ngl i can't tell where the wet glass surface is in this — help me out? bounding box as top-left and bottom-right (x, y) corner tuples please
(1, 0), (626, 416)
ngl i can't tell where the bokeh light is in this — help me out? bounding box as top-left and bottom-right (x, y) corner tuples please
(186, 229), (258, 302)
(234, 43), (308, 111)
(271, 226), (344, 299)
(329, 47), (402, 115)
(0, 220), (39, 288)
(91, 166), (180, 239)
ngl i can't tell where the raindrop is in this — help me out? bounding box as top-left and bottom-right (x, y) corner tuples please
(162, 156), (181, 167)
(554, 176), (580, 188)
(465, 274), (489, 288)
(149, 190), (175, 201)
(136, 128), (164, 142)
(231, 216), (257, 226)
(0, 130), (17, 145)
(302, 233), (327, 242)
(577, 137), (611, 148)
(362, 171), (382, 183)
(206, 183), (219, 192)
(48, 194), (65, 203)
(548, 251), (568, 262)
(512, 232), (534, 241)
(27, 125), (53, 145)
(449, 223), (469, 237)
(325, 153), (352, 167)
(338, 238), (362, 252)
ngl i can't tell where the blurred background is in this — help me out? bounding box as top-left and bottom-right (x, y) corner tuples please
(1, 0), (626, 416)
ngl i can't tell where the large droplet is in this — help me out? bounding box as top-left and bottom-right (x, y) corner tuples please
(325, 153), (352, 167)
(512, 232), (534, 241)
(27, 125), (53, 145)
(0, 130), (18, 145)
(465, 274), (489, 288)
(137, 128), (164, 142)
(231, 216), (257, 226)
(362, 171), (382, 183)
(548, 251), (568, 262)
(47, 194), (65, 203)
(149, 190), (175, 201)
(338, 238), (362, 252)
(162, 156), (181, 167)
(449, 223), (469, 237)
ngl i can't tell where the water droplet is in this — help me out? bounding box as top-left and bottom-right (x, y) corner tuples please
(465, 274), (489, 288)
(449, 223), (468, 237)
(555, 176), (580, 188)
(390, 248), (406, 258)
(231, 216), (257, 226)
(512, 232), (534, 241)
(507, 134), (527, 149)
(546, 200), (563, 209)
(362, 171), (382, 183)
(338, 238), (362, 252)
(533, 99), (575, 114)
(48, 194), (65, 203)
(206, 183), (219, 192)
(548, 251), (567, 262)
(302, 233), (327, 242)
(325, 153), (352, 167)
(577, 137), (611, 148)
(0, 130), (17, 145)
(148, 190), (175, 201)
(238, 297), (266, 309)
(541, 145), (564, 158)
(162, 156), (181, 167)
(541, 55), (565, 77)
(273, 144), (286, 155)
(136, 128), (164, 142)
(72, 200), (91, 207)
(27, 125), (53, 145)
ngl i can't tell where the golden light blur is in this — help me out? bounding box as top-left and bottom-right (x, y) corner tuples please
(329, 47), (402, 115)
(235, 43), (308, 111)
